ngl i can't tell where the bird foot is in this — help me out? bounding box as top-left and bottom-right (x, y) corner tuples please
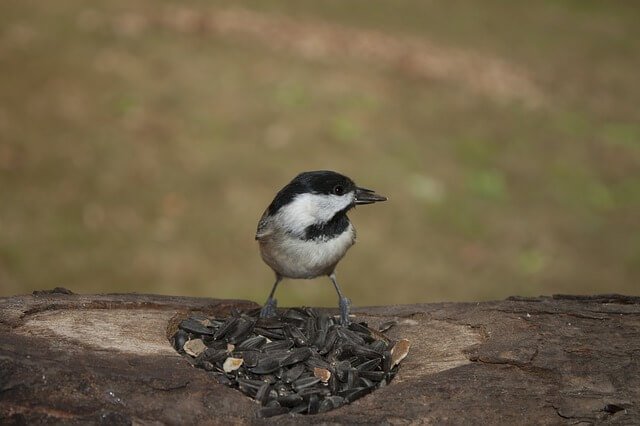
(260, 297), (278, 318)
(339, 296), (352, 325)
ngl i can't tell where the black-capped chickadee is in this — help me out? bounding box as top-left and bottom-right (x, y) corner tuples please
(256, 170), (387, 325)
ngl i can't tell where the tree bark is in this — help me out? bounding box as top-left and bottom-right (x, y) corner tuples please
(1, 289), (639, 424)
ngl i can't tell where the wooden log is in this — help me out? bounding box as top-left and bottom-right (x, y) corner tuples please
(1, 289), (639, 424)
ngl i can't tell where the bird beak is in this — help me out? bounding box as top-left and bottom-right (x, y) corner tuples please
(355, 187), (387, 205)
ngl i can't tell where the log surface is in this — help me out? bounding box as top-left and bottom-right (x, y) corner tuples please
(1, 290), (639, 424)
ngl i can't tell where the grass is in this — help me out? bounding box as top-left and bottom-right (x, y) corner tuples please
(0, 1), (638, 307)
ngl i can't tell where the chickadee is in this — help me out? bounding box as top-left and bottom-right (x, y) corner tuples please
(255, 170), (387, 325)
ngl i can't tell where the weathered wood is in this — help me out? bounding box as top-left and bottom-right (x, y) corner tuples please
(1, 289), (639, 424)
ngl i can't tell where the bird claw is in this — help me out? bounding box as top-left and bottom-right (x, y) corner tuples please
(260, 297), (278, 318)
(339, 296), (352, 325)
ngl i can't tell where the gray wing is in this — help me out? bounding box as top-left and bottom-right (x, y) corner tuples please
(255, 210), (273, 241)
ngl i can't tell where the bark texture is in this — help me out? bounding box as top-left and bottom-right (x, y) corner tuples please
(1, 289), (639, 424)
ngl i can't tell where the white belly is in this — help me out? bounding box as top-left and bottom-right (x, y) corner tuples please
(259, 225), (356, 279)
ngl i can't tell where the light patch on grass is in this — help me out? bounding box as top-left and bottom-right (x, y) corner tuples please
(467, 169), (507, 201)
(272, 81), (310, 109)
(409, 174), (446, 204)
(330, 115), (362, 143)
(585, 182), (616, 211)
(602, 122), (640, 150)
(114, 6), (545, 106)
(517, 248), (547, 276)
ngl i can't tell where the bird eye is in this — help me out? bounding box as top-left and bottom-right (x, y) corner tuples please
(333, 185), (344, 195)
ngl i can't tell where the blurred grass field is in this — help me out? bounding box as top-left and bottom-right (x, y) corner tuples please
(1, 1), (639, 307)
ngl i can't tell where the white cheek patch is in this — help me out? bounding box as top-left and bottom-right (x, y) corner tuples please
(313, 193), (354, 221)
(275, 192), (354, 236)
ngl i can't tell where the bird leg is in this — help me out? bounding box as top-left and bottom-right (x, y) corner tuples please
(260, 275), (282, 318)
(329, 272), (351, 325)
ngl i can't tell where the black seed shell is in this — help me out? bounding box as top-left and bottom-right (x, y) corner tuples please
(250, 357), (281, 374)
(280, 348), (312, 367)
(257, 406), (289, 418)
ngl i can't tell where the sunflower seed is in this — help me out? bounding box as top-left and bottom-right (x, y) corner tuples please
(298, 386), (330, 398)
(328, 372), (340, 394)
(172, 330), (188, 352)
(261, 374), (278, 384)
(179, 318), (215, 335)
(292, 377), (321, 392)
(313, 367), (331, 383)
(333, 344), (353, 360)
(390, 339), (411, 367)
(312, 325), (328, 348)
(327, 395), (345, 407)
(285, 324), (309, 347)
(202, 348), (229, 362)
(318, 398), (334, 413)
(196, 360), (215, 371)
(319, 329), (338, 355)
(277, 393), (303, 407)
(316, 313), (331, 331)
(348, 321), (372, 336)
(359, 377), (374, 388)
(202, 348), (228, 364)
(383, 350), (393, 372)
(283, 308), (308, 322)
(204, 339), (228, 351)
(353, 344), (384, 359)
(319, 395), (345, 412)
(280, 348), (312, 367)
(228, 319), (255, 344)
(305, 317), (317, 342)
(254, 327), (286, 340)
(282, 363), (305, 384)
(223, 357), (244, 373)
(386, 369), (398, 382)
(238, 378), (264, 397)
(359, 370), (386, 381)
(236, 335), (266, 351)
(274, 382), (290, 397)
(347, 369), (359, 389)
(305, 355), (332, 371)
(337, 328), (366, 346)
(183, 339), (207, 357)
(243, 307), (263, 318)
(308, 394), (320, 415)
(370, 339), (388, 354)
(341, 386), (374, 403)
(264, 350), (293, 364)
(214, 317), (239, 340)
(250, 357), (281, 375)
(216, 374), (233, 386)
(238, 350), (260, 368)
(256, 382), (272, 406)
(265, 399), (281, 408)
(290, 403), (308, 414)
(263, 339), (294, 352)
(257, 406), (289, 418)
(334, 360), (351, 382)
(356, 358), (381, 372)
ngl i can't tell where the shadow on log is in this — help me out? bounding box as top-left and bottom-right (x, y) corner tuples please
(1, 289), (639, 424)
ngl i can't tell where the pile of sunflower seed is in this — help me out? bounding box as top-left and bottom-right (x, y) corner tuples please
(172, 308), (409, 418)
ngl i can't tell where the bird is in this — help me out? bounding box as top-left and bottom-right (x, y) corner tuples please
(255, 170), (387, 325)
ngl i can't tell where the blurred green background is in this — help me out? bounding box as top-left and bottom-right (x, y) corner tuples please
(1, 1), (639, 307)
